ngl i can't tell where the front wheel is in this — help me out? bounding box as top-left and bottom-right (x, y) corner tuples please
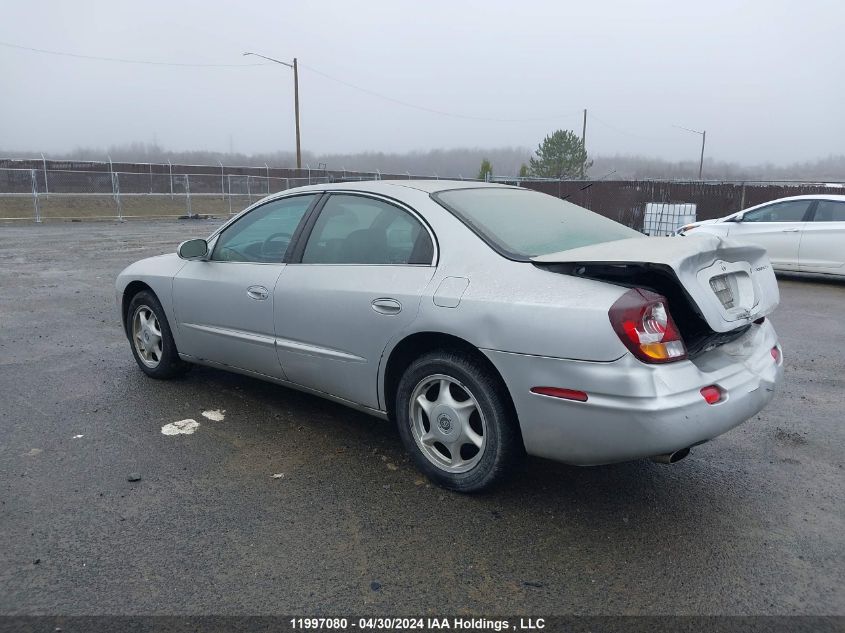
(126, 290), (190, 379)
(395, 350), (523, 492)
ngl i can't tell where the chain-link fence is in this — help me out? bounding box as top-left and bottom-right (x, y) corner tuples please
(0, 167), (337, 221)
(0, 159), (478, 222)
(1, 159), (843, 229)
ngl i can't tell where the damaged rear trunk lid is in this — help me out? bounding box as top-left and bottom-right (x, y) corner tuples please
(533, 234), (780, 356)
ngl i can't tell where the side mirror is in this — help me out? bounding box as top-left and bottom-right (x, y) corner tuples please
(178, 239), (208, 260)
(733, 213), (744, 222)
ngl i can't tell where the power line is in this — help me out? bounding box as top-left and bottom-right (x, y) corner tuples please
(589, 112), (649, 139)
(299, 61), (582, 124)
(2, 38), (584, 124)
(0, 40), (268, 67)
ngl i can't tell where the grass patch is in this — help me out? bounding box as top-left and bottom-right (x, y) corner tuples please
(0, 194), (257, 221)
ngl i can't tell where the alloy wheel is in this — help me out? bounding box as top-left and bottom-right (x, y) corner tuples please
(409, 373), (487, 473)
(132, 305), (163, 368)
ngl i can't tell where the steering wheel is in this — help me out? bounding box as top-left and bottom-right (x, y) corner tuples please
(261, 232), (293, 259)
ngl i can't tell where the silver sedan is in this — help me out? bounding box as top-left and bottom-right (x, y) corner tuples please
(117, 181), (784, 491)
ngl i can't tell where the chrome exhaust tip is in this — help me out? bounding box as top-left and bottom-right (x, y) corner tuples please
(650, 447), (691, 464)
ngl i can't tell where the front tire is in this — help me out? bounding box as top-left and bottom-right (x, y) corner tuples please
(126, 290), (190, 379)
(395, 350), (523, 492)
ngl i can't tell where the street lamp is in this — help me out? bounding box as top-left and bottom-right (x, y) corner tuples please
(674, 125), (706, 180)
(243, 52), (302, 169)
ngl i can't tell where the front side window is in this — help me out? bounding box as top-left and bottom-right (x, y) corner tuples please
(212, 194), (316, 263)
(432, 187), (640, 259)
(742, 200), (811, 223)
(812, 200), (845, 222)
(301, 195), (433, 264)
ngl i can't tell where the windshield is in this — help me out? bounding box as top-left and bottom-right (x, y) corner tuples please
(432, 187), (640, 259)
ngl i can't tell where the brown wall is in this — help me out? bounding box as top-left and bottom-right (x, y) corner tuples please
(512, 179), (844, 227)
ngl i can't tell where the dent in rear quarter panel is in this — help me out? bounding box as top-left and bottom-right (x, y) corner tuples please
(413, 258), (629, 362)
(115, 253), (187, 346)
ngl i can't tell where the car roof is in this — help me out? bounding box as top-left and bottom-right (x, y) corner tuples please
(281, 179), (520, 195)
(748, 193), (845, 203)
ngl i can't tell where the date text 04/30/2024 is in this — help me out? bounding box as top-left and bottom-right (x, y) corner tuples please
(289, 618), (546, 630)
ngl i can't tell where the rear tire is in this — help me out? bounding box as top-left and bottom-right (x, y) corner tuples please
(126, 290), (190, 379)
(395, 349), (523, 492)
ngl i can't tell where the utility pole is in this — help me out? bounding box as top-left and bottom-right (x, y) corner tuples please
(243, 52), (302, 169)
(580, 108), (587, 180)
(698, 130), (706, 180)
(293, 58), (301, 170)
(673, 125), (707, 180)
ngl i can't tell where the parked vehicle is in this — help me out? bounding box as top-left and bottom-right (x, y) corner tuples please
(117, 181), (783, 491)
(676, 195), (845, 277)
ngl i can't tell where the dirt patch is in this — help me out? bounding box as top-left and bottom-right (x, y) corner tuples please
(774, 427), (808, 445)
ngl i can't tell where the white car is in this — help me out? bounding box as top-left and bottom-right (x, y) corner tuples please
(677, 195), (845, 277)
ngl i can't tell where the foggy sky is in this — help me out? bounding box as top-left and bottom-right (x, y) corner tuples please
(1, 0), (842, 165)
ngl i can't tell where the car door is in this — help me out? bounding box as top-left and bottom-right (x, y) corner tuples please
(173, 194), (318, 378)
(799, 199), (845, 274)
(727, 199), (813, 270)
(274, 193), (437, 409)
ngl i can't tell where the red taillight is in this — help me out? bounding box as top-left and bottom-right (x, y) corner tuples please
(530, 387), (588, 402)
(771, 346), (781, 364)
(700, 385), (722, 405)
(608, 288), (687, 363)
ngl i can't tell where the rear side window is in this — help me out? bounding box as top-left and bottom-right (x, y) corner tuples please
(743, 200), (811, 223)
(301, 195), (433, 265)
(432, 187), (640, 259)
(812, 200), (845, 222)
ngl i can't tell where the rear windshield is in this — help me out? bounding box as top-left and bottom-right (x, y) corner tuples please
(432, 187), (640, 259)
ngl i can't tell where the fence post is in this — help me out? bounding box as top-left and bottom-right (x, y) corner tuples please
(185, 175), (192, 216)
(307, 165), (311, 185)
(149, 162), (153, 194)
(40, 153), (48, 194)
(246, 175), (251, 204)
(31, 169), (41, 223)
(168, 160), (173, 198)
(111, 171), (123, 221)
(740, 182), (746, 211)
(227, 175), (233, 215)
(218, 161), (225, 212)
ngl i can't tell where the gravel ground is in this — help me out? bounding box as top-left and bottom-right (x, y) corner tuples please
(0, 220), (842, 615)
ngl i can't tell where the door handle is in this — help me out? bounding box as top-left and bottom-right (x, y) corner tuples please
(371, 298), (402, 315)
(246, 285), (269, 301)
(781, 228), (800, 232)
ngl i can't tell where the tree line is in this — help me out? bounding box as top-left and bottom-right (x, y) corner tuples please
(3, 139), (842, 182)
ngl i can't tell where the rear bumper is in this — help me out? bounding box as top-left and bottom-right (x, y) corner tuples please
(483, 320), (782, 465)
